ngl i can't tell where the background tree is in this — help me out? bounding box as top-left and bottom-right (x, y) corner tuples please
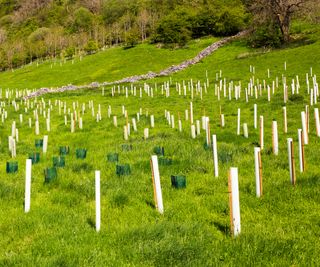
(246, 0), (316, 43)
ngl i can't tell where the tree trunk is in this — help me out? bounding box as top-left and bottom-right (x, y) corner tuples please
(277, 13), (291, 43)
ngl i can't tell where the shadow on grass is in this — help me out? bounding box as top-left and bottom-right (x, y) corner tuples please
(145, 200), (155, 209)
(213, 221), (230, 236)
(87, 218), (95, 229)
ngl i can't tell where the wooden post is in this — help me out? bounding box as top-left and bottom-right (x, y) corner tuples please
(150, 155), (164, 214)
(228, 167), (241, 237)
(95, 170), (101, 232)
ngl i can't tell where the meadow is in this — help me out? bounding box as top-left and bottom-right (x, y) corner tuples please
(1, 26), (320, 266)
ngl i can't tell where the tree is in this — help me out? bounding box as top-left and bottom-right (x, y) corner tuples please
(246, 0), (315, 43)
(0, 28), (6, 44)
(73, 7), (94, 33)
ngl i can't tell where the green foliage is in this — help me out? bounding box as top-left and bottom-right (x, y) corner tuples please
(73, 7), (94, 33)
(28, 27), (50, 43)
(248, 23), (283, 48)
(0, 14), (13, 27)
(154, 3), (247, 45)
(84, 40), (98, 54)
(154, 8), (193, 46)
(65, 46), (75, 59)
(0, 0), (16, 17)
(124, 28), (140, 48)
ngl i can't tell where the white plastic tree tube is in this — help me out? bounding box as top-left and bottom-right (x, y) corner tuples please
(260, 116), (264, 150)
(301, 111), (308, 145)
(25, 159), (32, 213)
(254, 147), (262, 197)
(272, 121), (278, 155)
(254, 104), (257, 129)
(43, 135), (48, 153)
(298, 129), (305, 173)
(150, 155), (164, 214)
(315, 108), (320, 137)
(237, 108), (241, 135)
(190, 102), (193, 124)
(212, 135), (218, 177)
(95, 170), (101, 232)
(287, 138), (296, 185)
(283, 107), (287, 133)
(228, 167), (241, 237)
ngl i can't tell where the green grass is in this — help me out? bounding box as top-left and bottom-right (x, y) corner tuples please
(0, 38), (217, 90)
(1, 28), (320, 266)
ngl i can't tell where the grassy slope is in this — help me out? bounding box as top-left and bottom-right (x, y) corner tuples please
(0, 38), (217, 90)
(1, 27), (320, 266)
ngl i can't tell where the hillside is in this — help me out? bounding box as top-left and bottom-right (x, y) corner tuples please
(0, 0), (246, 71)
(1, 22), (320, 266)
(0, 37), (218, 89)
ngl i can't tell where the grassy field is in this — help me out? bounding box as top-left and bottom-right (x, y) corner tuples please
(0, 38), (217, 90)
(1, 26), (320, 266)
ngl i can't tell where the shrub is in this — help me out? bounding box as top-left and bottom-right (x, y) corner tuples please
(84, 40), (98, 54)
